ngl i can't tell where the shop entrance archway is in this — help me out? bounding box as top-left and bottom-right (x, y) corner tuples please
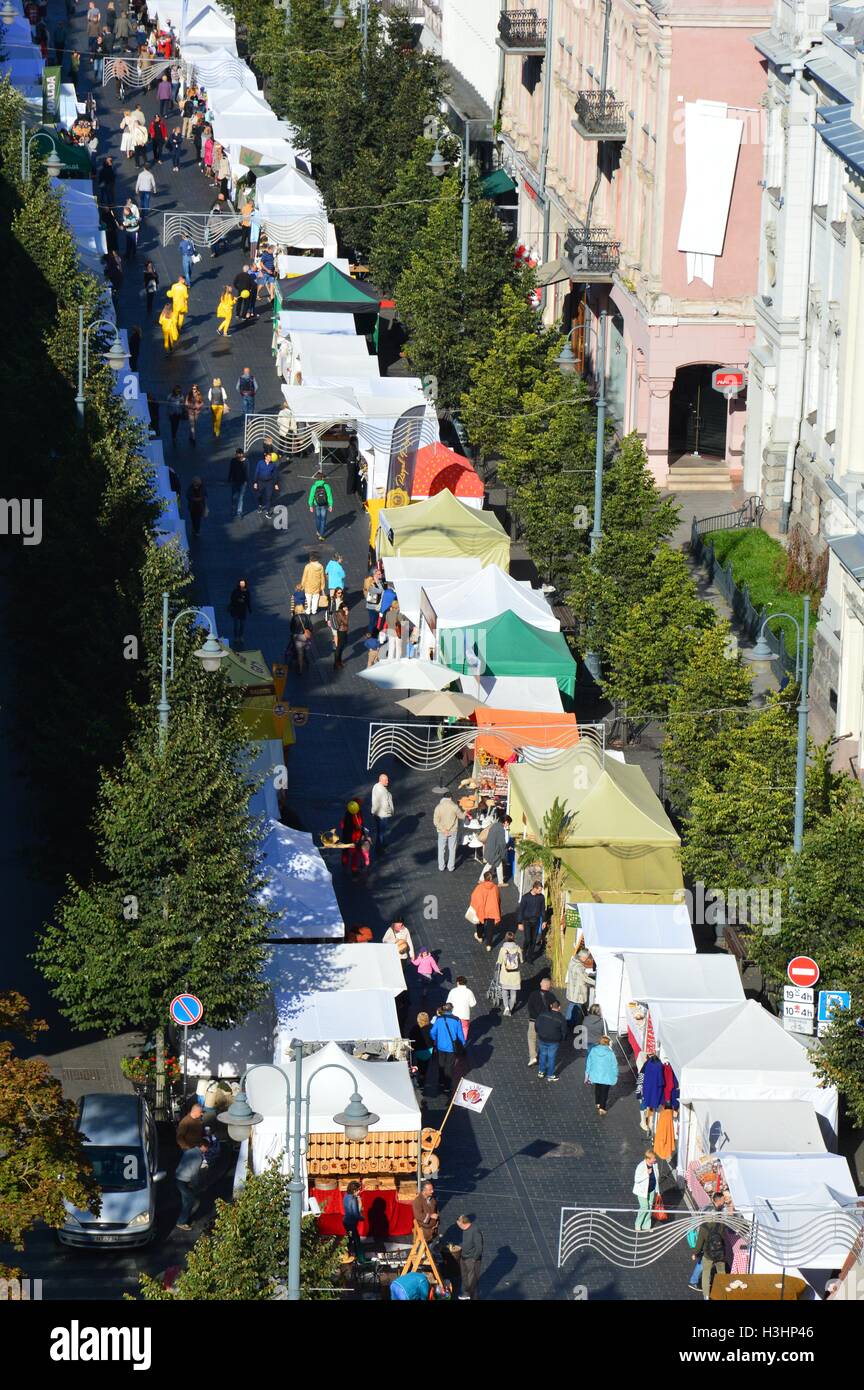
(668, 364), (728, 460)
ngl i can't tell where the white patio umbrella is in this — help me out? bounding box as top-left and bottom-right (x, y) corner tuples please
(356, 658), (460, 692)
(396, 691), (481, 718)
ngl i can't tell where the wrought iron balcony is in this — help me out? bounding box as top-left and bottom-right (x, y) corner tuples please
(497, 8), (548, 54)
(564, 225), (620, 281)
(572, 90), (627, 141)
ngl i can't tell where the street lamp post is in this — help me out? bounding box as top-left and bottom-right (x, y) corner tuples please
(219, 1053), (379, 1301)
(75, 305), (129, 423)
(20, 121), (63, 181)
(157, 591), (229, 746)
(746, 594), (810, 852)
(427, 118), (479, 274)
(583, 309), (608, 684)
(331, 1), (368, 59)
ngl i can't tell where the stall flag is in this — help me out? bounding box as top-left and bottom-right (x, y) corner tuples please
(452, 1078), (493, 1114)
(385, 403), (427, 507)
(42, 66), (62, 124)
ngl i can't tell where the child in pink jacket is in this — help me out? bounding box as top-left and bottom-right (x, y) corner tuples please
(412, 949), (442, 997)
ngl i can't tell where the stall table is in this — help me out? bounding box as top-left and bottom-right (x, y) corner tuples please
(686, 1159), (749, 1273)
(711, 1273), (808, 1301)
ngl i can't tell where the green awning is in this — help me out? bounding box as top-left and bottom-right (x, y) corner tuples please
(36, 128), (91, 176)
(277, 260), (381, 313)
(481, 169), (517, 198)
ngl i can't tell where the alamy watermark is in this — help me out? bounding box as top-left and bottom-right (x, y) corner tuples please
(0, 498), (42, 546)
(673, 882), (781, 934)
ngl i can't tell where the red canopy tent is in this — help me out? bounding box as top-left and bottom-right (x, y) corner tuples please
(411, 443), (484, 503)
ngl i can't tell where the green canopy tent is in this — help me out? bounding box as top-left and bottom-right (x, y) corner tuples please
(275, 261), (381, 314)
(440, 610), (577, 700)
(34, 127), (91, 176)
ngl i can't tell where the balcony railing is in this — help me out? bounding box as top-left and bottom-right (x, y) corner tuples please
(572, 90), (627, 141)
(497, 8), (548, 54)
(564, 226), (620, 280)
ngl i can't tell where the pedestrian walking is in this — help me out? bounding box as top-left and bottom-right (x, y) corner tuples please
(181, 91), (196, 140)
(185, 383), (204, 444)
(97, 154), (116, 207)
(233, 265), (255, 319)
(186, 477), (207, 536)
(412, 1181), (439, 1241)
(526, 976), (558, 1068)
(121, 199), (140, 260)
(114, 6), (130, 47)
(516, 878), (547, 964)
(382, 918), (414, 959)
(585, 1035), (619, 1114)
(496, 932), (523, 1016)
(166, 275), (188, 330)
(158, 300), (178, 352)
(167, 384), (185, 443)
(170, 61), (181, 106)
(446, 976), (476, 1042)
(239, 196), (254, 253)
(339, 800), (369, 877)
(307, 471), (333, 539)
(142, 260), (159, 318)
(565, 947), (592, 1028)
(227, 447), (248, 517)
(157, 71), (172, 116)
(148, 113), (167, 163)
(128, 324), (141, 373)
(430, 1005), (464, 1096)
(370, 772), (394, 852)
(454, 1215), (483, 1300)
(433, 792), (465, 872)
(178, 233), (195, 284)
(329, 599), (349, 669)
(168, 125), (182, 171)
(228, 578), (252, 645)
(92, 30), (106, 82)
(300, 553), (326, 615)
(174, 1142), (205, 1230)
(86, 3), (101, 57)
(535, 999), (566, 1081)
(52, 20), (67, 66)
(411, 953), (442, 1000)
(409, 1012), (434, 1086)
(176, 1102), (205, 1152)
(208, 377), (228, 437)
(255, 243), (276, 301)
(215, 285), (235, 337)
(236, 367), (257, 414)
(632, 1149), (659, 1231)
(252, 451), (280, 517)
(342, 1181), (364, 1262)
(131, 115), (148, 168)
(691, 1193), (730, 1298)
(479, 808), (507, 885)
(134, 163), (155, 214)
(289, 604), (313, 673)
(104, 249), (123, 302)
(469, 870), (501, 952)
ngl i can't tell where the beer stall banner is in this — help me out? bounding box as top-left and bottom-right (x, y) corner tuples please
(42, 66), (62, 124)
(385, 403), (427, 508)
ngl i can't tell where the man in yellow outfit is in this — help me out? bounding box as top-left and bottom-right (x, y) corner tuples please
(166, 276), (189, 330)
(159, 301), (179, 353)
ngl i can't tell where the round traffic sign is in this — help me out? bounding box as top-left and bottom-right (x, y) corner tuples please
(787, 956), (820, 988)
(170, 993), (204, 1027)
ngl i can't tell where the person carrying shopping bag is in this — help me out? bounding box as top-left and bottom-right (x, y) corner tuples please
(468, 870), (501, 952)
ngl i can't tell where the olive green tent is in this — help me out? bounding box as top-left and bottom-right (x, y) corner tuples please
(377, 490), (510, 571)
(508, 744), (684, 903)
(440, 610), (576, 698)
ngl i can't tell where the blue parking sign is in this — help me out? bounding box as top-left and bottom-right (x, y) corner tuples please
(817, 990), (851, 1024)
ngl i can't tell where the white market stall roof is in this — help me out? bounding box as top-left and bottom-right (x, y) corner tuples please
(274, 987), (400, 1047)
(182, 3), (238, 48)
(720, 1151), (860, 1272)
(279, 310), (356, 337)
(423, 565), (559, 632)
(183, 46), (258, 89)
(623, 952), (744, 1014)
(211, 85), (272, 117)
(266, 942), (405, 998)
(384, 556), (483, 587)
(460, 674), (564, 712)
(286, 333), (378, 378)
(256, 163), (325, 214)
(574, 903), (696, 1032)
(226, 139), (300, 178)
(661, 1000), (839, 1133)
(256, 820), (344, 939)
(247, 1041), (421, 1133)
(210, 112), (292, 146)
(690, 1098), (826, 1156)
(280, 384), (358, 424)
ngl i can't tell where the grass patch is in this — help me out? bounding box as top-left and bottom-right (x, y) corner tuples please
(708, 529), (814, 655)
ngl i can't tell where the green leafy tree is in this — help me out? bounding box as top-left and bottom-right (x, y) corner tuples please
(813, 1011), (864, 1127)
(662, 623), (753, 812)
(368, 135), (457, 296)
(516, 799), (597, 986)
(396, 172), (520, 407)
(0, 993), (100, 1274)
(601, 546), (714, 723)
(36, 698), (273, 1056)
(460, 284), (558, 462)
(136, 1162), (343, 1300)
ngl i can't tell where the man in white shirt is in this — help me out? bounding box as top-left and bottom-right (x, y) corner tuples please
(370, 772), (394, 853)
(135, 165), (156, 215)
(433, 793), (465, 872)
(446, 976), (477, 1042)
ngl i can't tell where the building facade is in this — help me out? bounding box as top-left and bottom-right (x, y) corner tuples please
(497, 0), (771, 484)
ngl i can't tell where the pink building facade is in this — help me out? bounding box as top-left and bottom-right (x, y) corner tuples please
(497, 0), (770, 483)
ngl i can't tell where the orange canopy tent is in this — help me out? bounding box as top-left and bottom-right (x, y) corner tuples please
(411, 443), (484, 503)
(471, 706), (579, 762)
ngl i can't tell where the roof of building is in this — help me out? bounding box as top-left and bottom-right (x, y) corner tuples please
(817, 102), (864, 178)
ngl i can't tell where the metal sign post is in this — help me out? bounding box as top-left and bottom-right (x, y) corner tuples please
(170, 994), (204, 1103)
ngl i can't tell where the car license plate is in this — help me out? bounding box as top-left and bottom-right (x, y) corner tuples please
(99, 1235), (123, 1243)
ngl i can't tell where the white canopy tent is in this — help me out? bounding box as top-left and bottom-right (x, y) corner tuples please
(622, 951), (744, 1062)
(661, 1000), (840, 1170)
(263, 942), (406, 1000)
(210, 112), (293, 147)
(277, 253), (350, 279)
(226, 139), (301, 179)
(353, 382), (439, 495)
(384, 556), (483, 588)
(210, 85), (272, 118)
(183, 46), (259, 90)
(573, 903), (696, 1033)
(253, 164), (329, 248)
(686, 1098), (826, 1170)
(247, 1042), (420, 1134)
(720, 1152), (859, 1280)
(274, 988), (401, 1057)
(459, 674), (564, 713)
(256, 820), (344, 939)
(151, 0), (186, 28)
(421, 565), (559, 634)
(283, 332), (378, 384)
(279, 310), (355, 337)
(279, 384), (358, 427)
(182, 3), (238, 49)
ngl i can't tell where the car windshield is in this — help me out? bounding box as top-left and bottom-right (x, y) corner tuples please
(85, 1146), (147, 1193)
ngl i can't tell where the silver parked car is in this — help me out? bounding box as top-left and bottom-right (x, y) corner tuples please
(58, 1093), (166, 1248)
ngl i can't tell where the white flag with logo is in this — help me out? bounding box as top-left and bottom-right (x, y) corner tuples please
(452, 1079), (493, 1114)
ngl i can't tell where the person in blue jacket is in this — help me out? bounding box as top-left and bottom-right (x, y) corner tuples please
(390, 1271), (433, 1300)
(584, 1034), (619, 1115)
(252, 451), (280, 518)
(430, 1003), (463, 1097)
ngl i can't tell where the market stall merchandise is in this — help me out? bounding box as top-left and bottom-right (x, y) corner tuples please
(441, 611), (577, 699)
(508, 744), (684, 902)
(571, 903), (696, 1030)
(410, 442), (484, 506)
(256, 820), (344, 940)
(621, 952), (744, 1064)
(377, 489), (510, 571)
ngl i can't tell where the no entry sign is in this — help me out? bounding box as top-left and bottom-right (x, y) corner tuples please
(787, 956), (820, 988)
(712, 367), (747, 394)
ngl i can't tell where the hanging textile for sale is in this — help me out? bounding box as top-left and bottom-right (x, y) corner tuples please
(653, 1106), (676, 1162)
